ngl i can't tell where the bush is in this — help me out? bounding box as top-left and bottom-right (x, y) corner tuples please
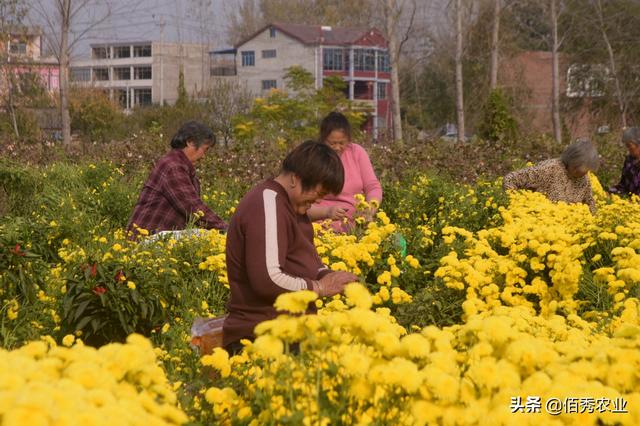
(0, 108), (42, 144)
(69, 88), (127, 142)
(478, 88), (519, 143)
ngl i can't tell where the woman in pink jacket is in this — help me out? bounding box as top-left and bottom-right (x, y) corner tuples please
(308, 112), (383, 232)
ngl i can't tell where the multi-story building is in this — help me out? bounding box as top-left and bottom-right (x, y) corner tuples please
(70, 41), (209, 110)
(211, 23), (392, 135)
(0, 25), (59, 94)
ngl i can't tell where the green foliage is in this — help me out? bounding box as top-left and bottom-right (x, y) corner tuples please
(394, 282), (465, 329)
(175, 69), (189, 108)
(128, 102), (208, 146)
(69, 88), (126, 142)
(283, 65), (315, 93)
(0, 225), (47, 304)
(15, 72), (54, 108)
(0, 159), (40, 214)
(478, 88), (519, 143)
(233, 66), (365, 147)
(0, 107), (41, 143)
(561, 0), (640, 126)
(58, 233), (229, 347)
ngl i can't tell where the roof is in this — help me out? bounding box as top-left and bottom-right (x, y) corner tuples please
(235, 22), (387, 49)
(210, 47), (236, 55)
(90, 41), (153, 48)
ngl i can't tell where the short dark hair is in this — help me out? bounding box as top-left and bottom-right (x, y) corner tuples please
(170, 121), (215, 149)
(282, 140), (344, 195)
(320, 111), (352, 143)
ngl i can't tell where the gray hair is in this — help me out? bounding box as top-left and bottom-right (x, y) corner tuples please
(622, 127), (640, 146)
(560, 138), (599, 171)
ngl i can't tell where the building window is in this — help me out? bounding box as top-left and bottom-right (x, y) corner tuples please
(377, 82), (387, 99)
(354, 49), (375, 71)
(377, 51), (390, 72)
(9, 41), (27, 55)
(92, 47), (110, 59)
(241, 51), (255, 66)
(270, 27), (277, 38)
(70, 67), (90, 82)
(323, 48), (344, 71)
(113, 46), (131, 58)
(133, 45), (151, 57)
(261, 79), (277, 90)
(134, 66), (152, 79)
(262, 49), (276, 58)
(133, 88), (152, 107)
(113, 67), (131, 80)
(211, 66), (236, 76)
(93, 68), (109, 81)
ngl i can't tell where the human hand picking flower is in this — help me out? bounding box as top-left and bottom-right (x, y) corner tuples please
(327, 205), (347, 221)
(312, 271), (359, 297)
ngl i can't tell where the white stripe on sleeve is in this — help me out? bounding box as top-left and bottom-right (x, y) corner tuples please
(263, 189), (307, 291)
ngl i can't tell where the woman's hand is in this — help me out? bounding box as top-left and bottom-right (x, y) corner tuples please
(327, 206), (347, 221)
(312, 271), (359, 297)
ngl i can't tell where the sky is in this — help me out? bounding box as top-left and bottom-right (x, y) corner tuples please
(26, 0), (239, 59)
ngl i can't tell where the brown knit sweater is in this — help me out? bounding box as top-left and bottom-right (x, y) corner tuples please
(223, 179), (330, 346)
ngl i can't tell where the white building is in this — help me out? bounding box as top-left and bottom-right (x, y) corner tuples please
(211, 23), (393, 134)
(70, 41), (209, 109)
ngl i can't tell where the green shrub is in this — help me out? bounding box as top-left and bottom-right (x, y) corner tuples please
(69, 88), (126, 142)
(478, 88), (519, 143)
(0, 159), (41, 215)
(0, 108), (42, 143)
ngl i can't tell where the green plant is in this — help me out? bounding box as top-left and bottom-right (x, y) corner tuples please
(69, 88), (126, 142)
(478, 88), (519, 143)
(176, 69), (189, 108)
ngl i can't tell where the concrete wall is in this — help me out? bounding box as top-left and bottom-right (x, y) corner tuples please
(236, 29), (316, 95)
(152, 42), (209, 105)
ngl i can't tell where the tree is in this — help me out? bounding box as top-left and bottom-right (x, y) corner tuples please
(489, 0), (501, 89)
(550, 0), (562, 143)
(226, 0), (375, 45)
(30, 0), (128, 145)
(380, 0), (417, 143)
(454, 0), (465, 142)
(175, 69), (188, 109)
(0, 0), (28, 138)
(202, 80), (252, 146)
(563, 0), (640, 129)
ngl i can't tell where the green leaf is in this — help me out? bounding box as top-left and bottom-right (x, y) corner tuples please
(76, 314), (97, 332)
(73, 299), (93, 322)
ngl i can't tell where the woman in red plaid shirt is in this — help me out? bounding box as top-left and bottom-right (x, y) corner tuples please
(127, 121), (227, 238)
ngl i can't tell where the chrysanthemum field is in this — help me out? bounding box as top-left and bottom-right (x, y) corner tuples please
(1, 159), (639, 425)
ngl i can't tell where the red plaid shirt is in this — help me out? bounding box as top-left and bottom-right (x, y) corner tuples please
(127, 149), (226, 236)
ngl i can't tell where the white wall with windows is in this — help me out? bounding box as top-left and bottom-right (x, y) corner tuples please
(235, 27), (315, 95)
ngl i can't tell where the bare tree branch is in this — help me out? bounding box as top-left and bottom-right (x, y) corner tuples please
(399, 0), (417, 53)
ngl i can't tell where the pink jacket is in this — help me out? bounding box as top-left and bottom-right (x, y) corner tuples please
(315, 143), (382, 232)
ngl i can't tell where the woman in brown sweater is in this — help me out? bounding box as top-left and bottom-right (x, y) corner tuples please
(223, 141), (358, 353)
